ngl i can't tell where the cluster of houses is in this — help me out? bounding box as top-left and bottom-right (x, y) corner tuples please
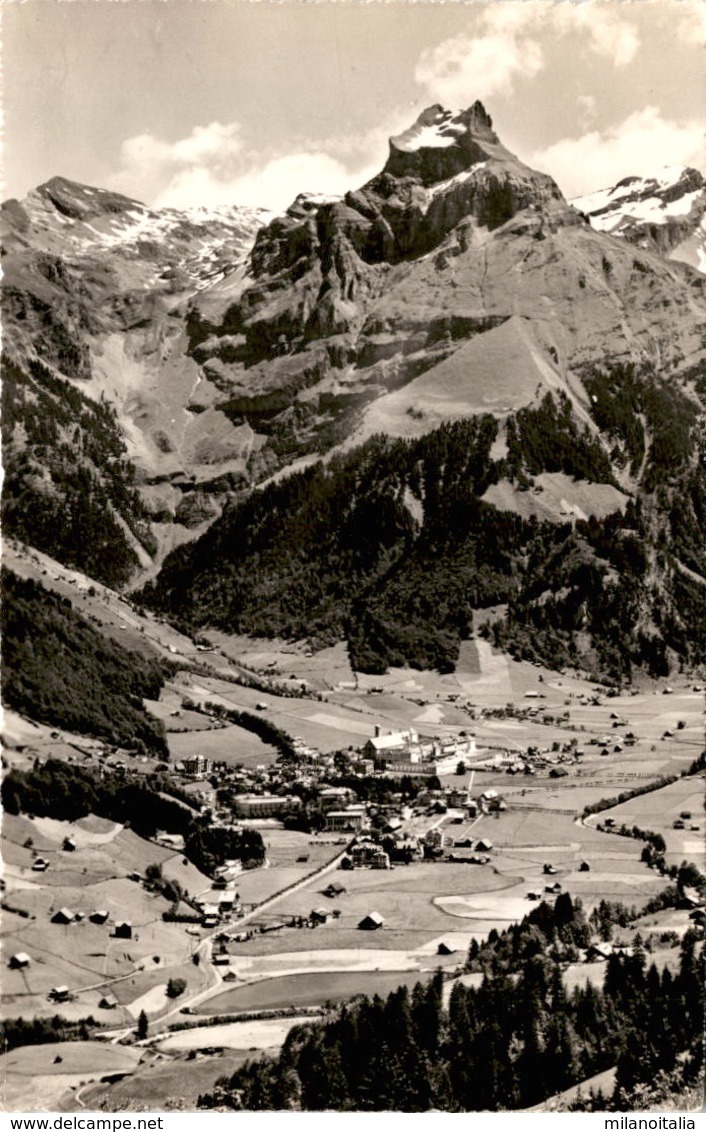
(49, 906), (134, 937)
(163, 722), (486, 834)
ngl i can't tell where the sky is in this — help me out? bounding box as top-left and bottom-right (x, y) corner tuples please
(3, 0), (705, 213)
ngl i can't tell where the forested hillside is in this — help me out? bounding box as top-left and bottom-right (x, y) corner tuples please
(2, 358), (155, 588)
(199, 897), (704, 1111)
(142, 369), (706, 680)
(1, 757), (266, 873)
(1, 569), (170, 754)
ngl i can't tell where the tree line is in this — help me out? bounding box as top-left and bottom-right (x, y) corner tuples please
(2, 569), (171, 755)
(1, 758), (264, 876)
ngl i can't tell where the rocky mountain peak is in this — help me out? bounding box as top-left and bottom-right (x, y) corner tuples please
(384, 101), (499, 185)
(34, 175), (144, 222)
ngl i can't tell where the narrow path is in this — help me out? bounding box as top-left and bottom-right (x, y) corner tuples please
(100, 845), (350, 1041)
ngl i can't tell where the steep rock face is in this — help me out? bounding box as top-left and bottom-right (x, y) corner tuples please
(573, 167), (706, 273)
(1, 178), (270, 581)
(189, 105), (706, 463)
(191, 104), (573, 359)
(3, 109), (706, 610)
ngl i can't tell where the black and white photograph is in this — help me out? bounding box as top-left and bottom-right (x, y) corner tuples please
(1, 0), (705, 1117)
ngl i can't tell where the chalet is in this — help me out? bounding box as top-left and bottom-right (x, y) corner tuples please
(475, 838), (493, 852)
(391, 837), (423, 862)
(99, 994), (118, 1009)
(350, 842), (390, 870)
(324, 882), (347, 898)
(437, 942), (456, 956)
(579, 861), (591, 872)
(212, 951), (231, 965)
(32, 858), (49, 872)
(197, 899), (221, 917)
(89, 910), (110, 925)
(479, 791), (505, 814)
(382, 817), (403, 835)
(114, 921), (133, 940)
(545, 882), (562, 894)
(448, 850), (490, 864)
(310, 908), (330, 925)
(9, 952), (31, 969)
(587, 943), (613, 962)
(155, 833), (185, 851)
(202, 914), (219, 929)
(62, 837), (77, 852)
(50, 986), (70, 1002)
(542, 863), (558, 875)
(445, 787), (469, 808)
(358, 911), (385, 930)
(51, 908), (74, 924)
(680, 886), (704, 909)
(425, 829), (446, 850)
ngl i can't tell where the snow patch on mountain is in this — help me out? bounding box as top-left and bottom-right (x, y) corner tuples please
(391, 106), (469, 152)
(572, 166), (706, 273)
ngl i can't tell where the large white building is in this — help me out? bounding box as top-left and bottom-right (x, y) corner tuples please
(232, 794), (302, 818)
(364, 726), (476, 777)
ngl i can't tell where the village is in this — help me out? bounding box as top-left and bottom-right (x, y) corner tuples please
(1, 542), (704, 1111)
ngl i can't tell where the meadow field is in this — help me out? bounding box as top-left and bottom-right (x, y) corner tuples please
(586, 776), (705, 869)
(0, 1041), (142, 1112)
(1, 814), (213, 1025)
(195, 968), (436, 1015)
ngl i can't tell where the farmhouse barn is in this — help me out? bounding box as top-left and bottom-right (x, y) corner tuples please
(358, 912), (385, 930)
(51, 907), (74, 924)
(324, 882), (346, 898)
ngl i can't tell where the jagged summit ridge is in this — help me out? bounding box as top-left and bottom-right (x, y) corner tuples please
(385, 102), (501, 184)
(573, 165), (706, 272)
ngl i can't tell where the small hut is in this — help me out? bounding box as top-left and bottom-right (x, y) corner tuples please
(358, 911), (385, 931)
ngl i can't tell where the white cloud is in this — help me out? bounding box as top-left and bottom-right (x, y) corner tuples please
(415, 2), (640, 106)
(530, 107), (705, 198)
(672, 0), (706, 46)
(109, 121), (245, 205)
(415, 28), (543, 103)
(155, 151), (379, 212)
(577, 94), (598, 129)
(414, 18), (543, 104)
(109, 106), (414, 213)
(110, 114), (397, 212)
(550, 4), (639, 67)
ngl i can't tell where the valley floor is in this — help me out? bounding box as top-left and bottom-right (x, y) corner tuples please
(2, 539), (704, 1113)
